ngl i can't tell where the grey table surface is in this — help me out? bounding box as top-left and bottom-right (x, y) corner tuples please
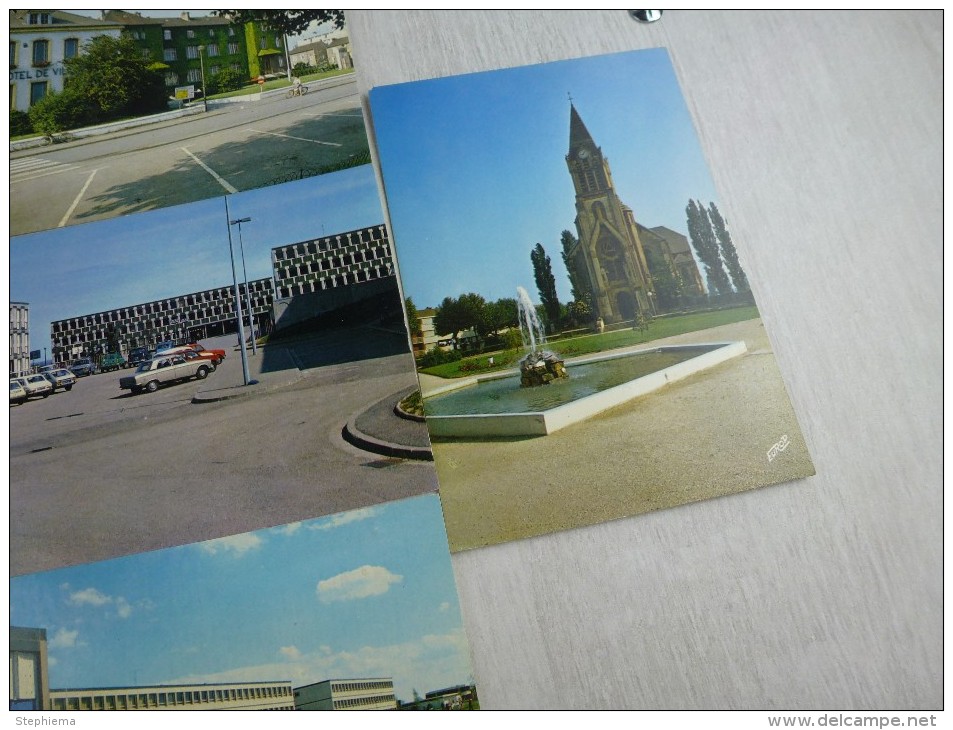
(348, 10), (942, 710)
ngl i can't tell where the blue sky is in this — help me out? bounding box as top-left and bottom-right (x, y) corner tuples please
(10, 165), (384, 359)
(10, 494), (473, 702)
(370, 47), (721, 309)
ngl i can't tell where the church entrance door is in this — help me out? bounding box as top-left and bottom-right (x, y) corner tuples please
(616, 291), (637, 321)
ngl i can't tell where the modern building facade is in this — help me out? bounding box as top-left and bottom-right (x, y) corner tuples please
(10, 627), (51, 711)
(50, 279), (274, 362)
(9, 10), (122, 110)
(49, 681), (295, 710)
(50, 224), (395, 361)
(293, 678), (396, 710)
(564, 103), (705, 324)
(10, 302), (31, 376)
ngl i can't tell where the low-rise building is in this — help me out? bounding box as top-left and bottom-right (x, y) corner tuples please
(294, 678), (396, 710)
(10, 627), (51, 711)
(50, 681), (295, 710)
(10, 302), (31, 376)
(9, 10), (122, 110)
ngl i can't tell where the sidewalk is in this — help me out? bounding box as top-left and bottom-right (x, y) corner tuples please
(191, 341), (304, 403)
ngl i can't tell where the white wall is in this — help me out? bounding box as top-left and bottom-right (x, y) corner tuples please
(348, 10), (942, 710)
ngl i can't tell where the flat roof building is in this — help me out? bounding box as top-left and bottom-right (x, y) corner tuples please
(294, 678), (396, 710)
(10, 626), (51, 711)
(50, 681), (295, 711)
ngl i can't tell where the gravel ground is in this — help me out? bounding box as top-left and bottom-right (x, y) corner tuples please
(428, 318), (816, 552)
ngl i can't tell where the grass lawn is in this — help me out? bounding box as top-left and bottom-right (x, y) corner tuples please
(209, 68), (354, 98)
(419, 305), (761, 379)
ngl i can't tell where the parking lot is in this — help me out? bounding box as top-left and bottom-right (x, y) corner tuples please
(10, 330), (437, 577)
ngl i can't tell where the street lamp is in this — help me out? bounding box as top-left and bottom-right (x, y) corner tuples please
(223, 198), (255, 386)
(197, 44), (208, 112)
(229, 216), (257, 356)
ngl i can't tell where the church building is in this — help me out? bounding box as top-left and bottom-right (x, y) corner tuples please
(564, 103), (705, 324)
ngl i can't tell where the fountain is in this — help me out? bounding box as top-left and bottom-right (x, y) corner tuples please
(516, 286), (568, 387)
(422, 288), (747, 438)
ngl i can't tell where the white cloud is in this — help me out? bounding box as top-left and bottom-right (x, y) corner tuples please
(48, 657), (59, 667)
(438, 602), (451, 613)
(279, 646), (302, 661)
(276, 522), (302, 536)
(68, 587), (111, 607)
(316, 565), (402, 603)
(49, 628), (80, 649)
(308, 507), (378, 531)
(66, 587), (136, 619)
(199, 532), (263, 556)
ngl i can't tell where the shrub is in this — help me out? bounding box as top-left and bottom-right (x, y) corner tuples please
(208, 68), (245, 95)
(28, 89), (94, 135)
(10, 109), (33, 137)
(416, 346), (461, 369)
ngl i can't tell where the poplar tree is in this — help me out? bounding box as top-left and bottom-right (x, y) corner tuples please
(707, 202), (750, 294)
(531, 242), (562, 323)
(685, 199), (731, 297)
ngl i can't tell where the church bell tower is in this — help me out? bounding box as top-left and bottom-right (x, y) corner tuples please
(565, 103), (656, 324)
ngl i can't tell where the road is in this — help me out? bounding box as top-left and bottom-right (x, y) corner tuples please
(9, 78), (368, 236)
(10, 331), (437, 576)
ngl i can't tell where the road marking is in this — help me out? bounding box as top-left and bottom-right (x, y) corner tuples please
(58, 168), (98, 228)
(10, 156), (81, 182)
(247, 128), (342, 147)
(181, 147), (238, 193)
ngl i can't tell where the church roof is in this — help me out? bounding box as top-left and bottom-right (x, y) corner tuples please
(568, 103), (597, 152)
(649, 225), (693, 254)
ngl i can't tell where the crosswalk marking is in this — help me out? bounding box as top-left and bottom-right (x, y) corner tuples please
(10, 156), (81, 183)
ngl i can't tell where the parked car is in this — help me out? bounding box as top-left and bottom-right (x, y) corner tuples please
(119, 354), (213, 394)
(42, 368), (77, 392)
(10, 379), (28, 405)
(100, 352), (127, 372)
(160, 342), (227, 366)
(154, 341), (177, 353)
(128, 347), (151, 366)
(69, 358), (96, 377)
(16, 374), (53, 399)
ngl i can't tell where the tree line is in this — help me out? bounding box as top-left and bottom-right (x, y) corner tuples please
(413, 199), (752, 360)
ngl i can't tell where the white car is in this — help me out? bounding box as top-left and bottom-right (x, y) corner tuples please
(16, 374), (53, 399)
(10, 379), (28, 405)
(43, 368), (77, 392)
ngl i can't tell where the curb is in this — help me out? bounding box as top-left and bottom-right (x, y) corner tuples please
(341, 418), (434, 462)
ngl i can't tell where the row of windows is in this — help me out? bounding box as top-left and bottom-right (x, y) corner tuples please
(332, 694), (396, 709)
(275, 249), (389, 280)
(52, 685), (293, 710)
(274, 229), (389, 261)
(277, 268), (391, 299)
(167, 27), (237, 41)
(10, 38), (80, 67)
(331, 681), (393, 693)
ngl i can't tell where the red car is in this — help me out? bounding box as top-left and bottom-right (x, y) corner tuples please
(160, 343), (226, 366)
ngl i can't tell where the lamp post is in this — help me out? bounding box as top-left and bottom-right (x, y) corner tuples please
(224, 197), (254, 386)
(229, 216), (257, 356)
(197, 44), (208, 112)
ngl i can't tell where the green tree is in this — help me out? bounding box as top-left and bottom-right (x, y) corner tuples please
(404, 297), (422, 338)
(215, 10), (345, 34)
(432, 293), (486, 349)
(531, 242), (561, 323)
(559, 229), (590, 303)
(686, 199), (731, 297)
(479, 297), (518, 338)
(64, 34), (167, 119)
(707, 202), (750, 294)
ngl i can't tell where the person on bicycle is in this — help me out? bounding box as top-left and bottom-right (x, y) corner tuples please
(291, 76), (303, 96)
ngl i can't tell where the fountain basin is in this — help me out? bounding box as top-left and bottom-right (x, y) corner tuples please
(424, 341), (747, 438)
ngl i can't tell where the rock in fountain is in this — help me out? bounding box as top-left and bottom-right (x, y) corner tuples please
(516, 286), (568, 388)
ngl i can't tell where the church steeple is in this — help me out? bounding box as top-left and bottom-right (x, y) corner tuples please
(568, 103), (597, 156)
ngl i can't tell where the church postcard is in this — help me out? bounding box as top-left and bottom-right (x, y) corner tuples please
(369, 48), (816, 552)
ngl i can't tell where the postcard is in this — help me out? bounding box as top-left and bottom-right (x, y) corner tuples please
(10, 10), (365, 237)
(369, 48), (816, 551)
(10, 167), (437, 577)
(10, 495), (479, 711)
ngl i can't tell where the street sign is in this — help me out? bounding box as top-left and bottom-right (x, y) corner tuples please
(29, 350), (41, 361)
(174, 85), (195, 100)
